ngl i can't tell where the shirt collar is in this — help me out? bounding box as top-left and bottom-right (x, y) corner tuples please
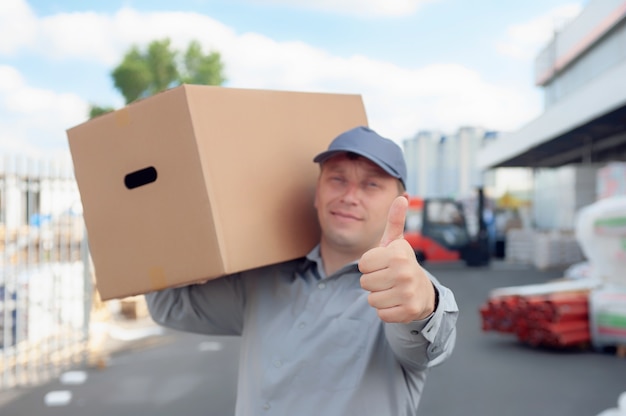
(304, 244), (360, 280)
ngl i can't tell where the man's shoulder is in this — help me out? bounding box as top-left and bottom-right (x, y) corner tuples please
(243, 256), (308, 278)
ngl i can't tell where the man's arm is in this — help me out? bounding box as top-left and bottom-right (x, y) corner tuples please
(383, 277), (458, 370)
(358, 196), (459, 369)
(145, 273), (246, 336)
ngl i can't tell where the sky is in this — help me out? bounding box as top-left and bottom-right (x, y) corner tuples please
(0, 0), (586, 160)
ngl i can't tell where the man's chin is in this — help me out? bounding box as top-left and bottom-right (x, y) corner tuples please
(326, 233), (371, 252)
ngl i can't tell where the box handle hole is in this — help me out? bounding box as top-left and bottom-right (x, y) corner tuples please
(125, 166), (157, 189)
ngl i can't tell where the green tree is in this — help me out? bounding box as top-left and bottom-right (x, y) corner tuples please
(111, 46), (153, 104)
(89, 105), (115, 119)
(181, 40), (226, 86)
(89, 38), (226, 118)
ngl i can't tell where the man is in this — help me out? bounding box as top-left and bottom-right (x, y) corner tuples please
(146, 126), (458, 415)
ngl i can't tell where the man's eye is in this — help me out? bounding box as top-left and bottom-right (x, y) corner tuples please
(366, 181), (380, 188)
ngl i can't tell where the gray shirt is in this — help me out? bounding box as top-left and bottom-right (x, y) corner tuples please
(145, 245), (458, 416)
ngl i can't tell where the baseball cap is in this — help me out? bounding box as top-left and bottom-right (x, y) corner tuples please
(313, 126), (407, 188)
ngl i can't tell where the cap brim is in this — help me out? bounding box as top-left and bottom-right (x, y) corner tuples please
(313, 149), (402, 181)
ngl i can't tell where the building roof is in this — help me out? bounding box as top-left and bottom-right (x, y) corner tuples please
(477, 58), (626, 169)
(477, 0), (626, 170)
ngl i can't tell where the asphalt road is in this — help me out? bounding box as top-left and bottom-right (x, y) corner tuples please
(0, 332), (240, 416)
(1, 261), (625, 416)
(418, 262), (626, 416)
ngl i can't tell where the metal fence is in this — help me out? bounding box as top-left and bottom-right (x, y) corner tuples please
(0, 155), (91, 391)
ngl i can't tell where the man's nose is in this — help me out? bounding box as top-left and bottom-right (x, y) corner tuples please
(340, 182), (361, 203)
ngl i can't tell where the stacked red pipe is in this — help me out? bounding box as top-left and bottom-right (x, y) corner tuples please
(480, 291), (590, 348)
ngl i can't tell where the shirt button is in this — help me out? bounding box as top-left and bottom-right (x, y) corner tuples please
(263, 402), (271, 411)
(273, 359), (282, 368)
(298, 322), (307, 329)
(318, 282), (326, 289)
(410, 330), (419, 335)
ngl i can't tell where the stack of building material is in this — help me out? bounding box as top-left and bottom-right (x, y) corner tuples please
(505, 229), (586, 269)
(533, 231), (585, 270)
(480, 291), (591, 349)
(597, 162), (626, 200)
(505, 228), (535, 264)
(533, 165), (599, 230)
(575, 195), (626, 287)
(589, 286), (626, 357)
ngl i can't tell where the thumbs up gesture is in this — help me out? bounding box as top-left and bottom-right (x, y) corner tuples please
(358, 196), (436, 323)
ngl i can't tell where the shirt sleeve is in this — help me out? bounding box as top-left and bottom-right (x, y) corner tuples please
(144, 273), (246, 336)
(383, 273), (458, 371)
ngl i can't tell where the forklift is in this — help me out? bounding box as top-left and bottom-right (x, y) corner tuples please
(404, 187), (491, 267)
(460, 187), (491, 267)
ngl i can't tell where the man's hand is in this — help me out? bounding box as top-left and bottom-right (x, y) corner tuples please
(358, 196), (436, 323)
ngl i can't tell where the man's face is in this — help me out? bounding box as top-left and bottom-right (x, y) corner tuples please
(314, 153), (403, 257)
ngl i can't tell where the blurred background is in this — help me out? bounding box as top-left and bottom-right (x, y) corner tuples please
(1, 0), (626, 414)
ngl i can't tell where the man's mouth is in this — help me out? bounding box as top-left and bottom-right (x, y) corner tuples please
(331, 210), (361, 221)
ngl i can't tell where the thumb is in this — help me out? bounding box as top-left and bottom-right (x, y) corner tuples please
(380, 196), (408, 247)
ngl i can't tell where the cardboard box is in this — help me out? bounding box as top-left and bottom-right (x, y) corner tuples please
(67, 84), (368, 300)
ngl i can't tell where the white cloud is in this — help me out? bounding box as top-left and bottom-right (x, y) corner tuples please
(0, 65), (23, 91)
(0, 3), (237, 66)
(34, 7), (238, 66)
(0, 64), (89, 158)
(222, 43), (540, 138)
(248, 0), (437, 18)
(496, 4), (583, 61)
(39, 11), (121, 64)
(0, 0), (38, 54)
(0, 0), (544, 155)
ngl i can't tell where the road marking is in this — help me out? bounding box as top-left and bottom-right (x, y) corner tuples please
(108, 325), (164, 341)
(44, 390), (72, 407)
(60, 371), (88, 385)
(198, 341), (223, 352)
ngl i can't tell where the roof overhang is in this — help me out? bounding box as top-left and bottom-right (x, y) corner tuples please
(477, 59), (626, 169)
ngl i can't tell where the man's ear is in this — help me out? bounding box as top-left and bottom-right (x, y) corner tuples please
(314, 177), (321, 209)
